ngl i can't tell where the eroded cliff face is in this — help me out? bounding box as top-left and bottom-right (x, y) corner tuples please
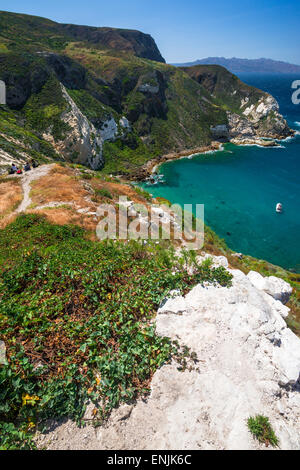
(42, 86), (131, 170)
(0, 12), (294, 174)
(183, 65), (293, 145)
(228, 94), (291, 141)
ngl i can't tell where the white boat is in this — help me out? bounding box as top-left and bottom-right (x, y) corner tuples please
(276, 203), (283, 213)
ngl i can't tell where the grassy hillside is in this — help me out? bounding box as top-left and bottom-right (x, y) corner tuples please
(0, 10), (165, 61)
(0, 11), (282, 175)
(181, 64), (265, 114)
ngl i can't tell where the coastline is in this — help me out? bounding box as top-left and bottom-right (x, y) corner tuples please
(133, 141), (223, 180)
(136, 128), (299, 272)
(133, 130), (297, 182)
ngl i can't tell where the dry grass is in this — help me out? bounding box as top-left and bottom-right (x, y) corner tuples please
(90, 179), (149, 205)
(0, 179), (22, 217)
(0, 213), (18, 229)
(30, 165), (90, 208)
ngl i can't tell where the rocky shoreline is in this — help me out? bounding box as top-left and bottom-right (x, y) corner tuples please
(132, 129), (295, 181)
(132, 142), (223, 180)
(231, 137), (280, 147)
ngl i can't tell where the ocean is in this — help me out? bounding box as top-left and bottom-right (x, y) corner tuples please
(141, 74), (300, 272)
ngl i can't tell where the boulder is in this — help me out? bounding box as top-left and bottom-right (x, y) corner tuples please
(196, 254), (229, 269)
(247, 271), (292, 304)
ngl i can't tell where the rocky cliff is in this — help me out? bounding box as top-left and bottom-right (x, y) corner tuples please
(182, 65), (292, 143)
(0, 11), (294, 175)
(42, 85), (130, 170)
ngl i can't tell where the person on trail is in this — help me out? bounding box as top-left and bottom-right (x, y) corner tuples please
(24, 162), (31, 172)
(16, 168), (23, 175)
(31, 160), (38, 168)
(9, 163), (17, 174)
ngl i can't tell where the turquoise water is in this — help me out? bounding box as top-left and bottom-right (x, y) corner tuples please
(141, 74), (300, 272)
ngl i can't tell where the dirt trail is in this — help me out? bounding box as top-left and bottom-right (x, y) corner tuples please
(16, 164), (55, 213)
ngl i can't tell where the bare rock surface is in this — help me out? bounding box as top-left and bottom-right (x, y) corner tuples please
(36, 265), (300, 450)
(247, 271), (293, 305)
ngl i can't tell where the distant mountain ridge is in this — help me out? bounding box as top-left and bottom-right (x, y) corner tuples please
(172, 57), (300, 74)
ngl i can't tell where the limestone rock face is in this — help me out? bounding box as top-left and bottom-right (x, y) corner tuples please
(39, 263), (300, 450)
(42, 86), (130, 171)
(247, 271), (293, 304)
(227, 94), (291, 140)
(42, 86), (104, 170)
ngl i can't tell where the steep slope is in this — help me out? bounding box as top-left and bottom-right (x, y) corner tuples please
(182, 65), (291, 140)
(0, 11), (293, 175)
(0, 11), (164, 62)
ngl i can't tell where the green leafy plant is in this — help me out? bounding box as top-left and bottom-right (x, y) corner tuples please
(247, 415), (279, 447)
(94, 188), (113, 199)
(0, 214), (232, 449)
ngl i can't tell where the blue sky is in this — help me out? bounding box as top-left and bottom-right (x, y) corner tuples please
(2, 0), (300, 64)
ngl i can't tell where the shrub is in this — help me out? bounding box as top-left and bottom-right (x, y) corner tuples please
(94, 188), (113, 199)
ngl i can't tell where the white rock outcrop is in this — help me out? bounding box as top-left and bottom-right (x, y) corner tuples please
(242, 95), (279, 121)
(42, 86), (131, 171)
(42, 86), (104, 170)
(227, 94), (291, 140)
(39, 262), (300, 450)
(247, 271), (293, 305)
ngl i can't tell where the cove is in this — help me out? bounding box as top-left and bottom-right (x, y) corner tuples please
(141, 74), (300, 272)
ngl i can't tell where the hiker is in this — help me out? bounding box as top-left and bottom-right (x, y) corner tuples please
(9, 163), (17, 174)
(24, 162), (31, 172)
(16, 168), (23, 175)
(31, 159), (38, 168)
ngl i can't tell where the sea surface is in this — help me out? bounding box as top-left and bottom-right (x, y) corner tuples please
(141, 74), (300, 272)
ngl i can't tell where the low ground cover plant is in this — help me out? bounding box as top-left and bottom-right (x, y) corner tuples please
(0, 214), (232, 449)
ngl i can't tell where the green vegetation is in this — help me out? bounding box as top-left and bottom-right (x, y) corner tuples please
(182, 65), (265, 116)
(131, 185), (153, 202)
(24, 75), (70, 141)
(0, 11), (276, 175)
(94, 188), (113, 199)
(247, 415), (279, 447)
(67, 89), (117, 125)
(0, 11), (71, 53)
(0, 107), (59, 170)
(0, 214), (232, 449)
